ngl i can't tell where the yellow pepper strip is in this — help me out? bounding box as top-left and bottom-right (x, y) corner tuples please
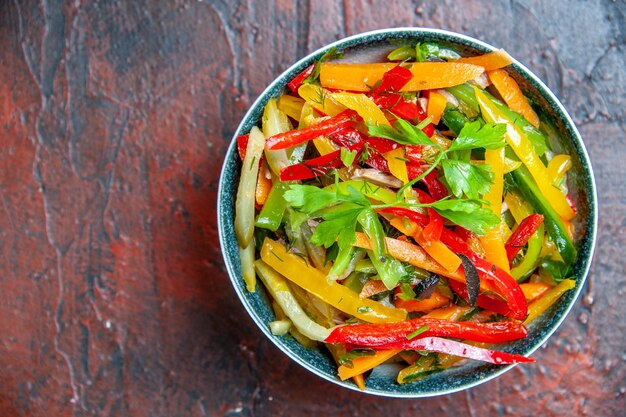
(474, 88), (575, 220)
(397, 356), (436, 384)
(320, 62), (485, 92)
(389, 217), (462, 273)
(277, 94), (305, 121)
(426, 90), (448, 125)
(239, 242), (256, 292)
(260, 238), (407, 323)
(338, 349), (400, 381)
(297, 83), (345, 116)
(488, 69), (540, 128)
(313, 136), (338, 156)
(331, 92), (390, 126)
(504, 191), (533, 223)
(456, 49), (514, 71)
(255, 260), (332, 341)
(503, 154), (522, 174)
(383, 148), (409, 183)
(520, 282), (552, 302)
(479, 147), (511, 273)
(524, 279), (576, 324)
(547, 154), (572, 185)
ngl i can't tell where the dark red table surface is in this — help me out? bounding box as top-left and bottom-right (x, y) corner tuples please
(1, 1), (624, 416)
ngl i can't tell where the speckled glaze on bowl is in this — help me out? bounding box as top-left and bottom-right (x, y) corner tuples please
(217, 28), (598, 397)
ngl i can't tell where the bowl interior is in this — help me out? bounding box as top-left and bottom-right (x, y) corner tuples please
(217, 28), (597, 397)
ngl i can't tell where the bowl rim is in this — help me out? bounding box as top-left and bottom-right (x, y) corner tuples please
(217, 27), (598, 397)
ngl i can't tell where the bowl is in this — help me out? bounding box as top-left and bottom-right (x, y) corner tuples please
(217, 28), (598, 397)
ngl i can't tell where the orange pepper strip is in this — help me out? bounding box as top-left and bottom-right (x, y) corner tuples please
(424, 305), (470, 320)
(520, 282), (552, 302)
(337, 349), (400, 381)
(352, 373), (366, 390)
(255, 161), (272, 207)
(389, 217), (462, 273)
(426, 90), (448, 125)
(488, 69), (540, 128)
(320, 62), (484, 92)
(395, 290), (450, 312)
(456, 49), (514, 71)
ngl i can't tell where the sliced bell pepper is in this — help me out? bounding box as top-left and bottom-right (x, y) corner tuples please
(325, 317), (528, 346)
(422, 208), (443, 241)
(426, 90), (448, 125)
(255, 160), (272, 208)
(337, 349), (400, 381)
(509, 165), (577, 264)
(474, 87), (575, 220)
(320, 62), (485, 92)
(456, 49), (514, 71)
(236, 134), (249, 160)
(370, 64), (414, 94)
(288, 63), (315, 92)
(260, 238), (407, 323)
(255, 182), (288, 231)
(448, 279), (512, 317)
(520, 282), (552, 302)
(407, 167), (449, 200)
(279, 150), (343, 181)
(266, 109), (358, 150)
(297, 83), (346, 116)
(478, 145), (510, 273)
(505, 214), (545, 261)
(383, 148), (409, 184)
(328, 127), (366, 151)
(547, 154), (572, 185)
(511, 224), (544, 281)
(524, 279), (575, 324)
(488, 69), (540, 128)
(277, 94), (305, 120)
(331, 92), (390, 126)
(394, 290), (450, 312)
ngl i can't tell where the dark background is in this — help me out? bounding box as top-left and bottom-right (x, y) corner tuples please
(0, 0), (624, 416)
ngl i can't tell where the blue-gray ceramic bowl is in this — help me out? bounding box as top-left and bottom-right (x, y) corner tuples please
(217, 28), (597, 397)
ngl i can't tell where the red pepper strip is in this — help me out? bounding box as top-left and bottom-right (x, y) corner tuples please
(236, 134), (249, 160)
(422, 208), (444, 241)
(265, 109), (358, 150)
(279, 150), (342, 181)
(566, 194), (577, 216)
(407, 167), (449, 200)
(287, 63), (315, 92)
(374, 337), (534, 364)
(448, 279), (512, 317)
(414, 105), (434, 137)
(365, 137), (401, 154)
(505, 214), (545, 261)
(325, 317), (528, 345)
(405, 145), (423, 163)
(328, 127), (366, 151)
(370, 65), (414, 95)
(454, 226), (476, 242)
(380, 207), (429, 226)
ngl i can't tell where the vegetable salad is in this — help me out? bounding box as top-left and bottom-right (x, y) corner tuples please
(233, 42), (578, 388)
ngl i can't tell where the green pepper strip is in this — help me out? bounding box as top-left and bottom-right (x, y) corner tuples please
(508, 165), (577, 264)
(511, 224), (544, 282)
(255, 182), (288, 231)
(328, 245), (356, 280)
(446, 84), (548, 156)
